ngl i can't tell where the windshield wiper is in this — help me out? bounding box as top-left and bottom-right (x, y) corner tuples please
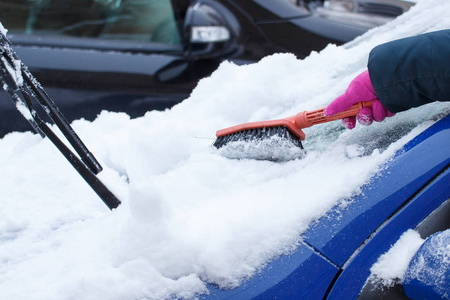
(0, 29), (121, 210)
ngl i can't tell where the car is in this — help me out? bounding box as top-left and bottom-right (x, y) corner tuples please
(201, 113), (450, 299)
(0, 0), (414, 137)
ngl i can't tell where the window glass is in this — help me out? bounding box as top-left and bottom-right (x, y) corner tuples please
(0, 0), (181, 44)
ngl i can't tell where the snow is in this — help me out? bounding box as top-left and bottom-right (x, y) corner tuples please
(0, 1), (450, 299)
(369, 229), (425, 287)
(0, 27), (23, 90)
(0, 22), (6, 36)
(0, 57), (23, 89)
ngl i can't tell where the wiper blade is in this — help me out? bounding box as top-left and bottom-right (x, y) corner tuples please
(0, 28), (121, 210)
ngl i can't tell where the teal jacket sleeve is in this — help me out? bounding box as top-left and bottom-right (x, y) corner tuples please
(368, 30), (450, 113)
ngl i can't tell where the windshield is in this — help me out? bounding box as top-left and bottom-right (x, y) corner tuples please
(0, 0), (181, 45)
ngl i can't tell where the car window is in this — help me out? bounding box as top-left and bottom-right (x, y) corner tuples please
(0, 0), (181, 45)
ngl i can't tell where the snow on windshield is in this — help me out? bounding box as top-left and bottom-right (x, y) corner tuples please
(0, 1), (449, 299)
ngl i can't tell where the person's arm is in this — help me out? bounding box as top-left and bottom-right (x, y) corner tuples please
(369, 29), (450, 113)
(325, 30), (450, 128)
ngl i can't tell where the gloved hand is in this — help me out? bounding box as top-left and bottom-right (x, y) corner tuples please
(325, 70), (395, 129)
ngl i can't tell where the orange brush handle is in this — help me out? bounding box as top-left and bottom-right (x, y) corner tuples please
(216, 101), (373, 141)
(295, 100), (373, 128)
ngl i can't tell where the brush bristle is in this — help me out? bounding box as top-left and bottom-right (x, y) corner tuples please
(214, 126), (303, 149)
(213, 126), (305, 162)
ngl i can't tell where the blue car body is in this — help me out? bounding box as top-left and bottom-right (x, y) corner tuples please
(202, 114), (450, 299)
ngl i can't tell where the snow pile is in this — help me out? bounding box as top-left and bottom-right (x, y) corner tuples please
(370, 229), (450, 298)
(369, 230), (425, 287)
(0, 1), (450, 299)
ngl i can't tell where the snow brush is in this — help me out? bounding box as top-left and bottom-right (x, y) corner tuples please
(0, 29), (120, 210)
(213, 101), (373, 161)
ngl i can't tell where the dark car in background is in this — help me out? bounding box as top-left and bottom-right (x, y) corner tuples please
(0, 0), (414, 137)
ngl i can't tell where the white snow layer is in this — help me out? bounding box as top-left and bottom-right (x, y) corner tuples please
(0, 22), (6, 35)
(369, 230), (425, 287)
(1, 1), (450, 299)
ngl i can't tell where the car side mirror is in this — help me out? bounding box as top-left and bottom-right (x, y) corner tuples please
(184, 0), (240, 60)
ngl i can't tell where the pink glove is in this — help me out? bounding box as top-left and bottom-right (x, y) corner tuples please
(325, 70), (395, 129)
